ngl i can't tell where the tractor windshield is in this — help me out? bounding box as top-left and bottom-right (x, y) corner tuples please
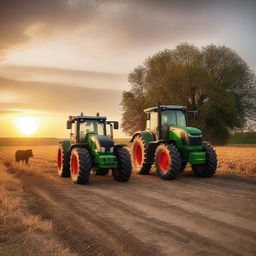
(79, 120), (105, 141)
(161, 110), (187, 127)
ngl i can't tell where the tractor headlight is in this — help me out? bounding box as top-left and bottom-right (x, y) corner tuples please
(101, 147), (106, 153)
(110, 147), (114, 153)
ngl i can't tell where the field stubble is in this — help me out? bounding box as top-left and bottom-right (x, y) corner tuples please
(0, 146), (77, 256)
(216, 146), (256, 177)
(0, 145), (256, 179)
(0, 145), (256, 255)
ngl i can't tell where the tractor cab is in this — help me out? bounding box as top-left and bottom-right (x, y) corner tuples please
(66, 113), (118, 144)
(144, 106), (198, 140)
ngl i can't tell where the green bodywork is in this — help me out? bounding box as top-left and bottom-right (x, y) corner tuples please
(60, 117), (119, 170)
(86, 133), (118, 169)
(61, 139), (71, 152)
(134, 106), (207, 165)
(140, 131), (155, 145)
(168, 127), (205, 164)
(140, 129), (205, 164)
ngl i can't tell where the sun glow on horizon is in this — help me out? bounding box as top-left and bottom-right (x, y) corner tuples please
(16, 116), (38, 136)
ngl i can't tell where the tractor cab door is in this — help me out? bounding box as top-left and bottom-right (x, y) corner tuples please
(70, 121), (77, 144)
(146, 111), (160, 140)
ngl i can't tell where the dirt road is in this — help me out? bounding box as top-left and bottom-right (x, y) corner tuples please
(15, 168), (256, 256)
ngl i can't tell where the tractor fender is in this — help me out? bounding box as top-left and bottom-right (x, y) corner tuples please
(69, 143), (89, 152)
(113, 144), (127, 153)
(59, 140), (71, 153)
(114, 144), (126, 150)
(130, 131), (155, 146)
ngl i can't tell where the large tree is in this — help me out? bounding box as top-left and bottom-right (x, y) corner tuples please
(121, 43), (256, 143)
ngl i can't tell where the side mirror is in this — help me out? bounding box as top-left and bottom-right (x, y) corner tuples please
(113, 121), (119, 130)
(146, 112), (150, 120)
(194, 111), (199, 120)
(67, 120), (72, 129)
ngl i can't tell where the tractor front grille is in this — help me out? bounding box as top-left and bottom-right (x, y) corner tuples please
(189, 134), (202, 146)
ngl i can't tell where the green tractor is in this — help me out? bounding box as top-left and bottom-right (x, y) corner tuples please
(57, 113), (131, 184)
(131, 106), (217, 180)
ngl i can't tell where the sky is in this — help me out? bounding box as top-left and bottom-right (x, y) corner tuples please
(0, 0), (255, 138)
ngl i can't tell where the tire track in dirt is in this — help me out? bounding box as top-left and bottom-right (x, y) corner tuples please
(128, 174), (256, 219)
(29, 183), (234, 256)
(81, 187), (256, 255)
(24, 181), (162, 256)
(17, 169), (256, 256)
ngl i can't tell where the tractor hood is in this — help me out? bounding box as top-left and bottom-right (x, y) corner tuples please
(168, 126), (202, 146)
(89, 135), (114, 153)
(174, 126), (202, 135)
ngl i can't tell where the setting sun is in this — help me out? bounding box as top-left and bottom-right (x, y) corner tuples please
(17, 116), (38, 136)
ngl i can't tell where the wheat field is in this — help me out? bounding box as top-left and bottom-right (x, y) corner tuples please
(215, 146), (256, 176)
(0, 145), (255, 255)
(0, 145), (256, 177)
(0, 146), (78, 256)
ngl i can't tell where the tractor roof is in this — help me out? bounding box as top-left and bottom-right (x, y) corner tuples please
(72, 115), (107, 121)
(144, 105), (187, 112)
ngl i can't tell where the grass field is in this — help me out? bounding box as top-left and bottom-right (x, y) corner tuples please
(0, 137), (131, 147)
(1, 144), (256, 178)
(0, 144), (255, 255)
(216, 146), (256, 176)
(0, 146), (77, 256)
(0, 138), (60, 146)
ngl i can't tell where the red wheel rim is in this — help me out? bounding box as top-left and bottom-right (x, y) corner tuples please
(71, 155), (78, 176)
(134, 142), (142, 166)
(58, 149), (62, 169)
(158, 150), (170, 173)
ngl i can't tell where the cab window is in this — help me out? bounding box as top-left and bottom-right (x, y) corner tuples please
(161, 110), (186, 126)
(79, 121), (105, 141)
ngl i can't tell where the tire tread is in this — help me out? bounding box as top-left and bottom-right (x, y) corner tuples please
(113, 148), (132, 182)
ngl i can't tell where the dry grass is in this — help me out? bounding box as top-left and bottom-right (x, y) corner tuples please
(1, 145), (256, 179)
(0, 144), (255, 254)
(215, 146), (256, 176)
(0, 158), (77, 256)
(0, 145), (58, 181)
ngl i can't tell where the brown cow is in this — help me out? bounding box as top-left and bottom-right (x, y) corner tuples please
(15, 149), (33, 164)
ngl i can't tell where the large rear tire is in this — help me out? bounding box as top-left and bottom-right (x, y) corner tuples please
(70, 148), (92, 184)
(192, 143), (217, 177)
(112, 148), (132, 182)
(57, 143), (70, 177)
(155, 143), (182, 180)
(131, 135), (151, 174)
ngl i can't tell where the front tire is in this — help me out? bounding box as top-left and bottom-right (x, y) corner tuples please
(192, 143), (217, 177)
(70, 148), (92, 184)
(112, 148), (132, 182)
(57, 143), (70, 177)
(155, 143), (182, 180)
(131, 135), (151, 174)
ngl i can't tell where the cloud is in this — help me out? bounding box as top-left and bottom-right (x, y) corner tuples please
(0, 0), (255, 74)
(0, 0), (96, 56)
(0, 76), (123, 118)
(0, 65), (128, 90)
(1, 0), (256, 56)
